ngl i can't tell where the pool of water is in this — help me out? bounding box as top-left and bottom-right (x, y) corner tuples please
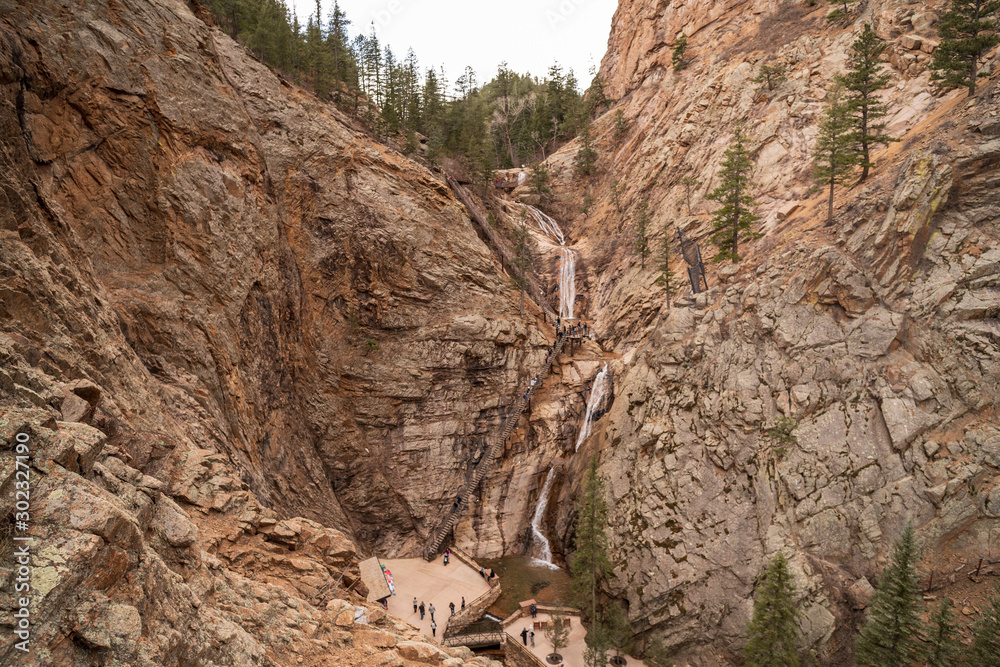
(480, 557), (573, 617)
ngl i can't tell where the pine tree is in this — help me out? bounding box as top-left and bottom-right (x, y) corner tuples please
(827, 0), (856, 21)
(530, 162), (552, 195)
(965, 585), (1000, 665)
(545, 611), (571, 659)
(672, 34), (689, 71)
(931, 0), (1000, 96)
(587, 65), (610, 115)
(844, 24), (897, 181)
(654, 226), (675, 307)
(634, 201), (651, 268)
(924, 597), (960, 667)
(604, 602), (633, 662)
(644, 637), (674, 667)
(679, 176), (697, 215)
(706, 127), (761, 263)
(584, 619), (611, 667)
(575, 121), (599, 175)
(614, 109), (630, 137)
(744, 553), (800, 667)
(327, 1), (352, 102)
(855, 523), (925, 667)
(753, 63), (788, 91)
(571, 454), (612, 626)
(813, 81), (860, 223)
(511, 210), (535, 317)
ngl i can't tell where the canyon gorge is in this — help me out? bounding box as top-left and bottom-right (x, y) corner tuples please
(2, 0), (1000, 665)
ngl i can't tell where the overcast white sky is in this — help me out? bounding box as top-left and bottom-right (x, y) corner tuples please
(288, 0), (618, 92)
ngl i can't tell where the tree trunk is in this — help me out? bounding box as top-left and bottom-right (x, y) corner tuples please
(860, 103), (870, 181)
(828, 176), (835, 222)
(732, 179), (741, 263)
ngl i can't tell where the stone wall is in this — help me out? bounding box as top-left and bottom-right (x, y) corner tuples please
(504, 635), (548, 667)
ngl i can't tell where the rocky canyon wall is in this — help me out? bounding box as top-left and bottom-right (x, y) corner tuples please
(0, 0), (552, 557)
(535, 0), (1000, 664)
(0, 0), (548, 662)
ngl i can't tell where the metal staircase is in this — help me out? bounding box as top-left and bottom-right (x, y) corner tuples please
(424, 333), (569, 559)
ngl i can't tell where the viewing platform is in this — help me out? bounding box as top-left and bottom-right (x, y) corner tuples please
(382, 549), (499, 643)
(502, 605), (646, 667)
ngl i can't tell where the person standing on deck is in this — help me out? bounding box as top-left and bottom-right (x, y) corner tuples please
(520, 627), (528, 645)
(419, 602), (425, 620)
(413, 597), (418, 613)
(431, 619), (437, 637)
(429, 603), (436, 622)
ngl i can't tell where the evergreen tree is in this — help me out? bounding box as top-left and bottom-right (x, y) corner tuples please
(610, 175), (623, 213)
(510, 210), (535, 317)
(633, 201), (651, 268)
(924, 597), (960, 667)
(545, 611), (571, 659)
(530, 162), (552, 195)
(672, 34), (689, 71)
(575, 121), (598, 175)
(744, 553), (800, 667)
(571, 454), (612, 625)
(827, 0), (856, 21)
(614, 109), (630, 137)
(813, 81), (860, 223)
(706, 127), (761, 263)
(586, 65), (610, 115)
(327, 1), (352, 102)
(604, 602), (634, 662)
(965, 585), (1000, 665)
(654, 226), (675, 306)
(931, 0), (1000, 96)
(753, 63), (788, 91)
(844, 24), (897, 181)
(855, 523), (925, 667)
(644, 637), (674, 667)
(679, 176), (697, 215)
(584, 619), (611, 667)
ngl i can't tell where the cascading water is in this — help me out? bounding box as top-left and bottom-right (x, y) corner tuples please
(521, 204), (565, 246)
(575, 364), (610, 452)
(559, 247), (576, 319)
(519, 203), (575, 318)
(528, 466), (559, 568)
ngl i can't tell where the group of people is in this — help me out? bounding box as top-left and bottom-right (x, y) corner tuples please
(519, 626), (536, 647)
(478, 566), (497, 582)
(413, 596), (466, 638)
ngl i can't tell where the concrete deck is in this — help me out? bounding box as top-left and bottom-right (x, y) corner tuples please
(506, 611), (645, 667)
(381, 555), (492, 642)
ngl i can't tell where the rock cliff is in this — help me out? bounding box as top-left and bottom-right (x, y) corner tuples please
(534, 0), (1000, 664)
(3, 0), (1000, 665)
(0, 0), (551, 558)
(0, 0), (542, 662)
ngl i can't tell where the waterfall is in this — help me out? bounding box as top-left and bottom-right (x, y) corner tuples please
(559, 247), (576, 319)
(517, 204), (575, 319)
(575, 364), (610, 452)
(521, 204), (565, 246)
(529, 466), (559, 568)
(517, 171), (527, 186)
